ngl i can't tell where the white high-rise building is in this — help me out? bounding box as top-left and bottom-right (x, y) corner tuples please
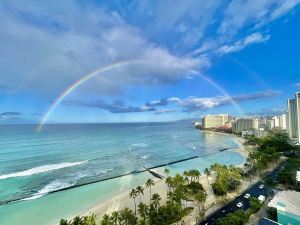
(279, 114), (287, 130)
(287, 92), (300, 143)
(233, 118), (258, 133)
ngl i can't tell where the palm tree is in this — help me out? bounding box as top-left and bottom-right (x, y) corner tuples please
(72, 216), (83, 225)
(194, 170), (201, 182)
(83, 214), (96, 225)
(145, 179), (154, 203)
(204, 168), (211, 185)
(101, 214), (111, 225)
(137, 202), (149, 221)
(195, 191), (207, 214)
(151, 193), (161, 211)
(110, 211), (119, 225)
(136, 186), (144, 203)
(183, 170), (190, 183)
(165, 176), (173, 193)
(120, 208), (136, 225)
(129, 188), (138, 214)
(164, 168), (170, 177)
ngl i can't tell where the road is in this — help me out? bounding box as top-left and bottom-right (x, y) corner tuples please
(198, 167), (281, 225)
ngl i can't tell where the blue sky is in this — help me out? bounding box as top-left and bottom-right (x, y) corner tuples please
(0, 0), (300, 124)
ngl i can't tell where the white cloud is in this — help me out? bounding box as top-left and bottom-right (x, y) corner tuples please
(168, 90), (280, 111)
(0, 0), (298, 99)
(217, 32), (270, 54)
(0, 1), (208, 97)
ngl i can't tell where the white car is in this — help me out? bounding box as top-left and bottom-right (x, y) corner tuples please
(244, 193), (251, 199)
(259, 184), (264, 189)
(237, 202), (243, 208)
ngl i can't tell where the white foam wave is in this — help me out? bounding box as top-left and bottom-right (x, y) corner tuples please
(16, 167), (114, 202)
(0, 161), (87, 180)
(22, 179), (76, 201)
(141, 155), (150, 159)
(186, 143), (197, 150)
(132, 143), (148, 148)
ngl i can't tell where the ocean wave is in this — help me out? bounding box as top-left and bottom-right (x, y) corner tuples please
(141, 155), (150, 159)
(0, 161), (87, 180)
(15, 167), (114, 202)
(186, 143), (197, 150)
(132, 143), (148, 148)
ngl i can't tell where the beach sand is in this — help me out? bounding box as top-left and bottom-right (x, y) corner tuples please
(74, 132), (249, 224)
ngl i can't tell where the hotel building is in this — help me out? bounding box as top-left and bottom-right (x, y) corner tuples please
(287, 92), (300, 143)
(202, 114), (229, 128)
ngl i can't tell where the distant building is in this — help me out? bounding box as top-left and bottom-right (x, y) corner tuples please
(268, 190), (300, 225)
(287, 92), (300, 143)
(254, 128), (269, 138)
(279, 114), (287, 130)
(202, 114), (229, 129)
(233, 118), (259, 133)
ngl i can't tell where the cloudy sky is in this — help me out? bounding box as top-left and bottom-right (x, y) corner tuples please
(0, 0), (300, 124)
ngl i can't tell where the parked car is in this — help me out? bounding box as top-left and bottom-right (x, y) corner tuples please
(237, 202), (243, 208)
(258, 195), (265, 203)
(244, 193), (251, 198)
(259, 184), (264, 189)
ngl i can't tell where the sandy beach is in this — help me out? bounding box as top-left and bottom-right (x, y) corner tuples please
(75, 132), (249, 224)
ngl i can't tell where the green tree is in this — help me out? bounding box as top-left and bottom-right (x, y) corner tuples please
(145, 179), (154, 203)
(129, 188), (138, 214)
(59, 219), (70, 225)
(151, 193), (161, 211)
(249, 197), (263, 213)
(137, 202), (149, 221)
(136, 185), (144, 203)
(120, 208), (137, 225)
(204, 168), (211, 185)
(101, 214), (112, 225)
(212, 182), (227, 197)
(83, 214), (96, 225)
(195, 191), (207, 214)
(110, 211), (119, 225)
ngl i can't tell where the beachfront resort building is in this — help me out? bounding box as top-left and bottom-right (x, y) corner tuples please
(268, 190), (300, 225)
(202, 114), (229, 128)
(287, 92), (300, 144)
(233, 118), (259, 133)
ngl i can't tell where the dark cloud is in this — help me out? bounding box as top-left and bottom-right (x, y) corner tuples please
(1, 112), (22, 116)
(154, 109), (176, 115)
(146, 98), (168, 107)
(64, 99), (156, 113)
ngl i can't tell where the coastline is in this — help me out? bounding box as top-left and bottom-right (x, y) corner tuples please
(74, 131), (248, 223)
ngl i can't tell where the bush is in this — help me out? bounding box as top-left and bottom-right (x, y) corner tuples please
(249, 197), (263, 213)
(186, 181), (204, 195)
(212, 182), (227, 196)
(217, 210), (249, 225)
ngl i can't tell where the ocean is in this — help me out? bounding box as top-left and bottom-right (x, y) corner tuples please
(0, 121), (245, 225)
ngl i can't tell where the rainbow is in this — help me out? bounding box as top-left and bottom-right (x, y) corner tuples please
(37, 60), (243, 131)
(36, 60), (146, 131)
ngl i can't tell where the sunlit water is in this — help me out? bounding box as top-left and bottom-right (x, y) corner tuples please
(0, 121), (245, 225)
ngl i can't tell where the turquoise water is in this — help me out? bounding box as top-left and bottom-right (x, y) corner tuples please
(0, 121), (244, 225)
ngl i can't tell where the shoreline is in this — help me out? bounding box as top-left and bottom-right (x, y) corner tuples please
(73, 131), (248, 223)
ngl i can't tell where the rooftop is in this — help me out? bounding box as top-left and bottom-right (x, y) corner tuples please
(268, 190), (300, 216)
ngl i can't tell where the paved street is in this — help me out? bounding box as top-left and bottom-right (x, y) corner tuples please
(199, 167), (281, 225)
